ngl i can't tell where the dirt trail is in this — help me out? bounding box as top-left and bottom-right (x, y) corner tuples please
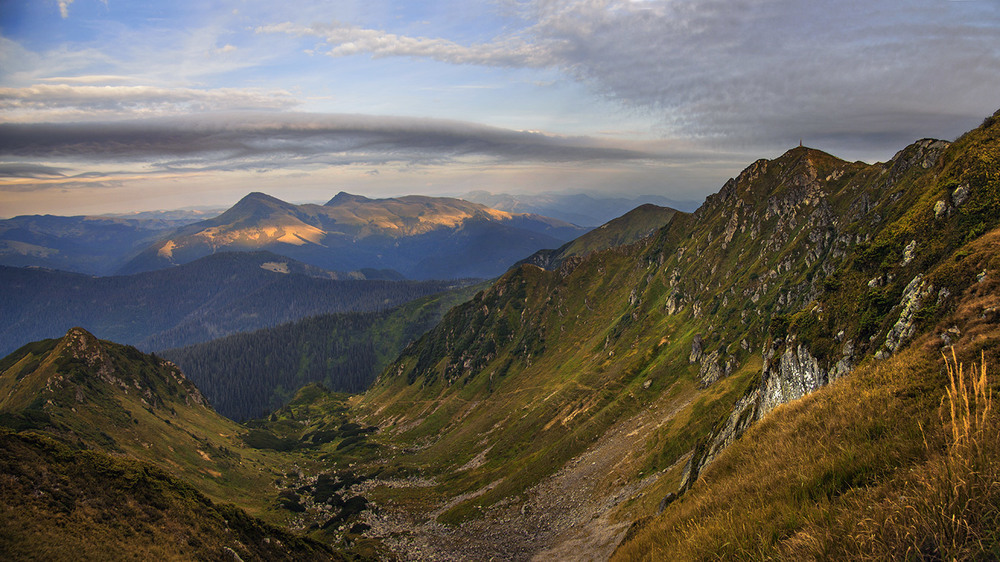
(362, 387), (693, 561)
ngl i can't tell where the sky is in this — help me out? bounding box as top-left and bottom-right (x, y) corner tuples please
(0, 0), (998, 217)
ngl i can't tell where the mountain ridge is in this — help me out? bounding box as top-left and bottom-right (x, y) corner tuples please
(119, 192), (590, 279)
(0, 213), (206, 275)
(461, 190), (701, 225)
(0, 326), (373, 559)
(518, 203), (680, 271)
(0, 325), (405, 558)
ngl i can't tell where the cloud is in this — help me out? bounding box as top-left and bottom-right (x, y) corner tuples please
(520, 0), (1000, 150)
(58, 0), (74, 19)
(0, 167), (194, 193)
(0, 18), (305, 96)
(0, 178), (125, 194)
(0, 84), (299, 122)
(38, 75), (136, 84)
(0, 163), (67, 178)
(0, 113), (666, 179)
(257, 21), (554, 67)
(260, 0), (1000, 154)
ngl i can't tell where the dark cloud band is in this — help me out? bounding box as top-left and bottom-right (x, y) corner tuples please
(0, 113), (653, 171)
(0, 163), (68, 178)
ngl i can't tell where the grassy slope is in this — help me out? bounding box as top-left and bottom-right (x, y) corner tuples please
(0, 429), (339, 561)
(354, 111), (1000, 533)
(359, 250), (689, 523)
(522, 203), (679, 269)
(0, 328), (313, 521)
(558, 204), (677, 256)
(612, 233), (1000, 558)
(612, 113), (1000, 558)
(0, 328), (404, 558)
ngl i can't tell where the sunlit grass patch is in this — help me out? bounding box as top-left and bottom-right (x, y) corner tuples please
(823, 351), (999, 560)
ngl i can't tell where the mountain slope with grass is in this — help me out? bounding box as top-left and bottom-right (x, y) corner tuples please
(0, 327), (391, 559)
(344, 110), (1000, 559)
(519, 203), (680, 270)
(613, 301), (1000, 559)
(0, 429), (339, 561)
(119, 192), (589, 279)
(0, 327), (282, 510)
(5, 324), (418, 556)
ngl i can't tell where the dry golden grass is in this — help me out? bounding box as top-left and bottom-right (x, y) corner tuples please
(823, 352), (1000, 560)
(612, 345), (1000, 561)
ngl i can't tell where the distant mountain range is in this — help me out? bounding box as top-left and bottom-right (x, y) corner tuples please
(461, 190), (699, 226)
(118, 192), (590, 279)
(0, 251), (464, 356)
(0, 213), (211, 275)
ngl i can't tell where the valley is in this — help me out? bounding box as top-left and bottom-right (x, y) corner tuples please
(161, 281), (488, 420)
(2, 110), (1000, 560)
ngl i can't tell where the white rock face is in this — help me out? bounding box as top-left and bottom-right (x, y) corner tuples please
(689, 334), (703, 363)
(901, 240), (916, 266)
(934, 200), (949, 219)
(952, 183), (970, 207)
(879, 274), (933, 358)
(681, 332), (856, 493)
(698, 349), (734, 388)
(759, 342), (825, 417)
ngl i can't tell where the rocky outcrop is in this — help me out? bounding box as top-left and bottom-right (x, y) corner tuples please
(687, 334), (735, 388)
(665, 292), (684, 315)
(901, 240), (917, 266)
(759, 339), (826, 416)
(689, 335), (703, 363)
(886, 139), (951, 187)
(934, 200), (950, 219)
(671, 139), (958, 496)
(519, 249), (560, 271)
(65, 327), (118, 386)
(952, 183), (970, 207)
(830, 339), (855, 380)
(681, 269), (942, 494)
(58, 327), (207, 409)
(680, 333), (856, 493)
(698, 349), (735, 388)
(877, 274), (934, 359)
